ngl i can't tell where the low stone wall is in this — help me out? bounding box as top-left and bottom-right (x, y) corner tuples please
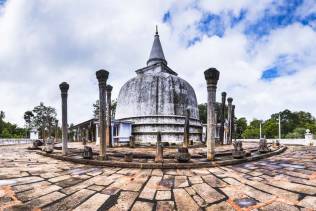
(36, 146), (287, 169)
(0, 139), (36, 145)
(239, 138), (315, 146)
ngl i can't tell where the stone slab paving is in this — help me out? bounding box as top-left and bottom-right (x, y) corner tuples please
(0, 145), (316, 211)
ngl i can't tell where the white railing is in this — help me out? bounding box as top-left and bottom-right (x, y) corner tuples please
(238, 138), (315, 146)
(0, 139), (39, 145)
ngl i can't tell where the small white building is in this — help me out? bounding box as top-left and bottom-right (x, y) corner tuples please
(30, 128), (39, 139)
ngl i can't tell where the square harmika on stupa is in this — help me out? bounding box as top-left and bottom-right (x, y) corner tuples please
(115, 29), (202, 144)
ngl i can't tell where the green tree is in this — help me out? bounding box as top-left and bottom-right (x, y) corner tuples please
(0, 120), (27, 138)
(241, 119), (262, 138)
(198, 103), (207, 124)
(93, 99), (117, 119)
(32, 102), (57, 139)
(285, 127), (306, 138)
(235, 117), (247, 138)
(262, 119), (278, 138)
(24, 111), (34, 138)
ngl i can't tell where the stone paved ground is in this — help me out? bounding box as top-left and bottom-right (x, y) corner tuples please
(0, 145), (315, 211)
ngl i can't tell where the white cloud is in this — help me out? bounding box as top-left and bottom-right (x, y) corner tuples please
(0, 0), (316, 126)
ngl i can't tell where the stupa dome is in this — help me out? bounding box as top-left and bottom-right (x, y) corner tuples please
(115, 28), (201, 143)
(115, 67), (199, 119)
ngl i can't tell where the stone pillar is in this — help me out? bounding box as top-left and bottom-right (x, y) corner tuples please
(89, 121), (94, 142)
(204, 68), (220, 160)
(227, 97), (233, 145)
(96, 69), (109, 160)
(106, 85), (113, 148)
(54, 119), (58, 143)
(155, 131), (163, 162)
(95, 124), (100, 145)
(232, 105), (236, 141)
(47, 121), (52, 140)
(183, 108), (190, 148)
(219, 92), (226, 145)
(59, 82), (69, 155)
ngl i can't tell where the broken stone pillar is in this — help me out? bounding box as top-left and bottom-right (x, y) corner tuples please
(155, 131), (163, 162)
(106, 85), (113, 148)
(258, 138), (270, 153)
(59, 82), (69, 155)
(96, 69), (109, 160)
(227, 97), (233, 145)
(232, 140), (245, 159)
(183, 109), (190, 148)
(129, 135), (135, 148)
(124, 152), (133, 162)
(204, 68), (220, 160)
(82, 146), (93, 159)
(219, 92), (226, 145)
(43, 138), (54, 153)
(176, 147), (191, 162)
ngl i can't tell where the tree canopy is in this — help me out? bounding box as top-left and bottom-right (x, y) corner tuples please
(0, 110), (27, 138)
(197, 104), (316, 139)
(238, 110), (316, 139)
(93, 99), (117, 118)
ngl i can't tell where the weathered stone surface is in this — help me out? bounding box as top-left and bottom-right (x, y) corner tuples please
(156, 190), (171, 200)
(156, 201), (175, 211)
(55, 177), (83, 188)
(131, 201), (154, 211)
(26, 191), (66, 208)
(185, 187), (196, 196)
(1, 144), (316, 211)
(260, 201), (299, 211)
(173, 188), (199, 211)
(139, 176), (162, 200)
(151, 169), (163, 176)
(87, 185), (105, 192)
(108, 191), (138, 211)
(270, 180), (316, 195)
(12, 181), (50, 193)
(202, 174), (227, 188)
(205, 201), (234, 211)
(159, 175), (174, 190)
(17, 184), (61, 202)
(174, 176), (189, 188)
(73, 193), (110, 211)
(246, 180), (300, 201)
(188, 176), (203, 184)
(193, 194), (207, 207)
(192, 183), (225, 204)
(108, 174), (148, 192)
(43, 189), (95, 211)
(48, 175), (71, 183)
(223, 177), (241, 186)
(298, 196), (316, 210)
(0, 176), (43, 186)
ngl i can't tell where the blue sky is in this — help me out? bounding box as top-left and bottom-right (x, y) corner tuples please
(163, 0), (315, 81)
(0, 0), (316, 125)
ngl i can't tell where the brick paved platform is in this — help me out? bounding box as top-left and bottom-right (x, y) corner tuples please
(0, 145), (315, 210)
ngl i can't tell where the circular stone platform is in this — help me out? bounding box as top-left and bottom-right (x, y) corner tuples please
(35, 143), (287, 169)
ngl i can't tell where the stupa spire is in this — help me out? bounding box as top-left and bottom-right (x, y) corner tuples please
(147, 26), (167, 66)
